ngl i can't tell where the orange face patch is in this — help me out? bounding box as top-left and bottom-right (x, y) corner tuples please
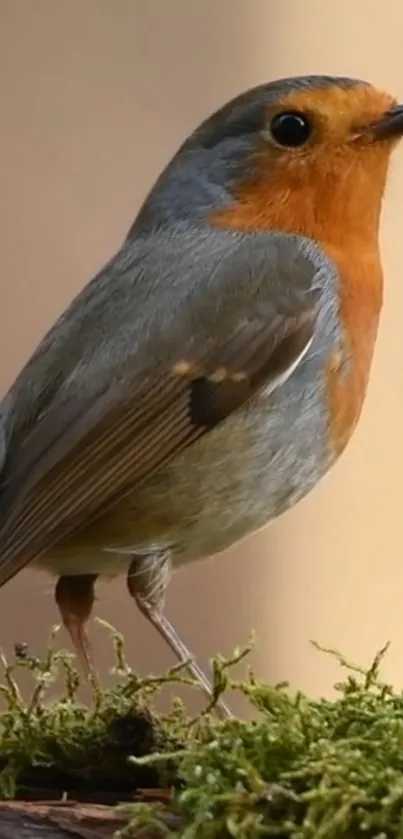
(211, 84), (396, 245)
(266, 84), (397, 146)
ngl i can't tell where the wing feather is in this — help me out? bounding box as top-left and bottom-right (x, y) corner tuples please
(0, 233), (320, 582)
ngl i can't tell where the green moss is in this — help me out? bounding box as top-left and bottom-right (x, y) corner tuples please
(121, 642), (403, 839)
(2, 627), (403, 838)
(0, 621), (195, 801)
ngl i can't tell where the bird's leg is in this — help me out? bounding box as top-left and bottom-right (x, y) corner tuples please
(126, 551), (232, 719)
(55, 574), (98, 677)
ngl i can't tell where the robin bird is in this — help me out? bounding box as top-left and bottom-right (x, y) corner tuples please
(0, 74), (401, 713)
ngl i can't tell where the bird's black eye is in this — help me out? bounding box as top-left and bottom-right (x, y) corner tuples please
(269, 111), (312, 148)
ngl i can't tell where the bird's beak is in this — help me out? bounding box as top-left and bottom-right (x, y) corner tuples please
(366, 105), (403, 141)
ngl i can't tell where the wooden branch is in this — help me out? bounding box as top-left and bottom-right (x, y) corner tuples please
(0, 800), (180, 839)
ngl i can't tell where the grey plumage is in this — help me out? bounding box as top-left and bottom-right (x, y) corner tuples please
(0, 224), (331, 579)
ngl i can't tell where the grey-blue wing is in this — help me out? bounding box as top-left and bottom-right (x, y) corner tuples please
(0, 229), (319, 584)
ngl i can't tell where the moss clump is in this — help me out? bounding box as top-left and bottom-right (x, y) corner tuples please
(122, 642), (403, 839)
(0, 621), (201, 801)
(0, 620), (248, 804)
(2, 627), (403, 839)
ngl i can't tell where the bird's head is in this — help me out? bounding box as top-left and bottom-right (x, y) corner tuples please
(137, 75), (403, 250)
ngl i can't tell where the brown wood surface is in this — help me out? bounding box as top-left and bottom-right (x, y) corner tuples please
(0, 798), (179, 839)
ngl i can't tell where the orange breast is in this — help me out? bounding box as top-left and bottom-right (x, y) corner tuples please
(321, 242), (383, 455)
(210, 149), (384, 458)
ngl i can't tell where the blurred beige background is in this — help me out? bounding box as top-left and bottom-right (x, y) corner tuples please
(1, 0), (403, 711)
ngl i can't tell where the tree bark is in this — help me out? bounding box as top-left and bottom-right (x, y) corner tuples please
(0, 800), (179, 839)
